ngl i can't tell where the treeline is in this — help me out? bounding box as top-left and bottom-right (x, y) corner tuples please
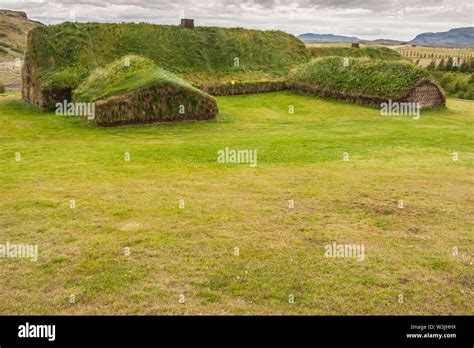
(427, 57), (474, 73)
(401, 50), (473, 59)
(422, 58), (474, 100)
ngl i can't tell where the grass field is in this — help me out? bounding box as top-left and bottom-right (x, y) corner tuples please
(395, 46), (474, 59)
(0, 91), (473, 315)
(304, 42), (474, 68)
(393, 46), (474, 69)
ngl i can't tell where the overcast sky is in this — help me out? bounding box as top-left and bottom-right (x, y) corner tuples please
(2, 0), (473, 40)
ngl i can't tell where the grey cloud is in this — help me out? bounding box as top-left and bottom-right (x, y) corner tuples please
(3, 0), (473, 40)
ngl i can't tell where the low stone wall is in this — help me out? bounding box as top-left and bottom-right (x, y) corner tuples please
(91, 84), (218, 127)
(290, 83), (389, 108)
(22, 59), (72, 111)
(197, 80), (288, 96)
(290, 78), (446, 109)
(22, 85), (72, 111)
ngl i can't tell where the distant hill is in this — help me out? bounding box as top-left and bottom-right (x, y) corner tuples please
(299, 28), (474, 48)
(298, 33), (405, 46)
(0, 9), (43, 58)
(298, 33), (360, 43)
(369, 39), (405, 45)
(410, 27), (474, 48)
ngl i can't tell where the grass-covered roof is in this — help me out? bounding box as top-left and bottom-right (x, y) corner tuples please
(72, 55), (205, 102)
(27, 22), (311, 89)
(290, 57), (431, 99)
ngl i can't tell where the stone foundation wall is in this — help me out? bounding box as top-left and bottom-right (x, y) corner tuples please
(290, 83), (390, 108)
(290, 78), (446, 109)
(403, 79), (446, 108)
(21, 45), (72, 111)
(197, 80), (288, 96)
(91, 84), (218, 127)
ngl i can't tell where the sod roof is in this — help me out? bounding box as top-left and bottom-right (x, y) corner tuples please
(72, 55), (206, 102)
(27, 22), (311, 89)
(290, 57), (431, 99)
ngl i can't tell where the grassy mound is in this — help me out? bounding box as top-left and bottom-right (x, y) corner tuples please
(27, 22), (311, 90)
(290, 57), (430, 99)
(73, 55), (208, 102)
(308, 46), (403, 61)
(73, 55), (218, 126)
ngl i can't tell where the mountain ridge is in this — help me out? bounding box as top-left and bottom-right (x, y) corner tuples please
(409, 27), (474, 47)
(0, 9), (43, 58)
(298, 27), (474, 47)
(298, 33), (360, 43)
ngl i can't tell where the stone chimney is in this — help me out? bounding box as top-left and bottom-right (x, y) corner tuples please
(181, 19), (194, 29)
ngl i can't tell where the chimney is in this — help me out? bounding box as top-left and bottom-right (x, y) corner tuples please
(181, 19), (194, 29)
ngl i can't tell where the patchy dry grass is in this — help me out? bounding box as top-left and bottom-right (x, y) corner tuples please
(0, 91), (472, 314)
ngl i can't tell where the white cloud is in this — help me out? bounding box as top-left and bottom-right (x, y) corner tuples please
(2, 0), (473, 40)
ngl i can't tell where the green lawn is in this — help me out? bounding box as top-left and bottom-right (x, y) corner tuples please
(0, 91), (473, 315)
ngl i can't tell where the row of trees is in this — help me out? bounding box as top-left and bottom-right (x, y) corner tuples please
(426, 57), (474, 73)
(401, 50), (473, 59)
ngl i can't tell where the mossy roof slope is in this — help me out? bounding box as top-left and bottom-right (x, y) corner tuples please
(27, 22), (311, 89)
(290, 57), (431, 99)
(73, 55), (208, 102)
